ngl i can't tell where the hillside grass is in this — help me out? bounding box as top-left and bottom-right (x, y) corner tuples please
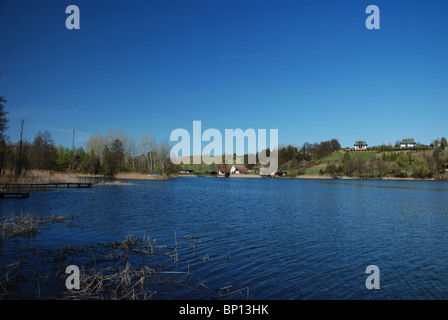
(305, 148), (448, 177)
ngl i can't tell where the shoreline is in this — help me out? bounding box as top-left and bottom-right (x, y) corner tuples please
(295, 175), (439, 181)
(3, 170), (441, 185)
(178, 173), (443, 181)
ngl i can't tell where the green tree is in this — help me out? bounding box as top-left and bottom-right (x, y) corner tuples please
(81, 151), (101, 174)
(396, 153), (410, 171)
(441, 137), (447, 150)
(31, 131), (58, 170)
(432, 147), (444, 179)
(342, 153), (354, 176)
(389, 153), (410, 177)
(56, 145), (71, 171)
(412, 158), (431, 179)
(103, 139), (124, 176)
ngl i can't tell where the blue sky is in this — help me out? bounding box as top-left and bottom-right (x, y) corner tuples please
(0, 0), (447, 150)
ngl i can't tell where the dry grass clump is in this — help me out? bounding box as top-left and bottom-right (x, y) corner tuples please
(63, 263), (159, 300)
(1, 228), (250, 300)
(7, 170), (82, 184)
(61, 234), (189, 300)
(114, 173), (174, 180)
(0, 214), (67, 239)
(95, 181), (136, 186)
(0, 261), (23, 297)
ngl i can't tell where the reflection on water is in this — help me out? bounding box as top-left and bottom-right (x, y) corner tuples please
(1, 177), (448, 299)
(316, 179), (448, 192)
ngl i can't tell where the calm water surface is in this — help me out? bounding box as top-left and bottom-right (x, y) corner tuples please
(1, 177), (448, 299)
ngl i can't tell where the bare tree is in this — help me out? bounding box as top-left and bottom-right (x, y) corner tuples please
(86, 132), (106, 165)
(141, 133), (156, 173)
(158, 139), (170, 175)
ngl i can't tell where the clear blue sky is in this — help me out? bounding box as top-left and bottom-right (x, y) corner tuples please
(1, 0), (447, 150)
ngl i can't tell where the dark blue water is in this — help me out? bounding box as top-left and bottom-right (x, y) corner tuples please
(1, 177), (448, 299)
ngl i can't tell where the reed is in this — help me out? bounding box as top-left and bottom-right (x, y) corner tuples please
(1, 170), (82, 185)
(0, 214), (67, 239)
(215, 285), (251, 299)
(113, 172), (174, 180)
(62, 234), (192, 300)
(1, 224), (250, 300)
(95, 181), (136, 186)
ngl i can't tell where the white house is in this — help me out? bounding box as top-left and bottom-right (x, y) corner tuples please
(400, 138), (416, 149)
(354, 140), (368, 150)
(231, 165), (246, 174)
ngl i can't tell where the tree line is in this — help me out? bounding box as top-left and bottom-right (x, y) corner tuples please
(0, 97), (178, 179)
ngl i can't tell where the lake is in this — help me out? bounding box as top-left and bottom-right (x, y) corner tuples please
(1, 177), (448, 300)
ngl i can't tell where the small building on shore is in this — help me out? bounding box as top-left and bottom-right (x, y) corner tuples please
(400, 138), (416, 149)
(219, 165), (231, 176)
(354, 140), (368, 150)
(205, 168), (217, 175)
(231, 165), (248, 174)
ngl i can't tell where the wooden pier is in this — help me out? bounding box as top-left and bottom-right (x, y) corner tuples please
(1, 182), (93, 189)
(0, 182), (93, 199)
(0, 191), (30, 199)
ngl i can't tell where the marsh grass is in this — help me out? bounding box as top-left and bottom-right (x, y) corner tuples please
(1, 218), (250, 300)
(94, 181), (136, 186)
(114, 173), (174, 180)
(2, 170), (82, 185)
(0, 214), (67, 239)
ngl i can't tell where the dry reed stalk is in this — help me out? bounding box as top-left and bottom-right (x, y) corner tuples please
(65, 262), (161, 300)
(215, 285), (250, 299)
(173, 230), (179, 264)
(201, 253), (210, 263)
(2, 231), (244, 300)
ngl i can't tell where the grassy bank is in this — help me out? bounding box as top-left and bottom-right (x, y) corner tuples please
(113, 172), (176, 180)
(0, 170), (83, 185)
(298, 149), (448, 180)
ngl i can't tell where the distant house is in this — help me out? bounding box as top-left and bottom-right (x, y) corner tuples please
(231, 165), (247, 174)
(400, 138), (416, 149)
(354, 140), (368, 150)
(219, 165), (231, 176)
(205, 168), (217, 175)
(180, 167), (194, 174)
